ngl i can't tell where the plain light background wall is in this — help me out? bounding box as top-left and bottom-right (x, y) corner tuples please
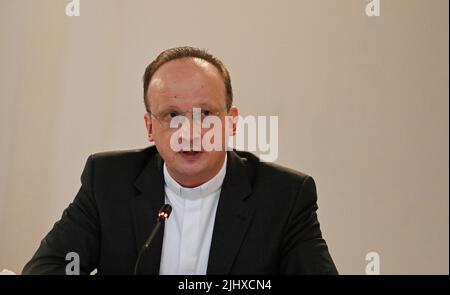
(0, 0), (448, 274)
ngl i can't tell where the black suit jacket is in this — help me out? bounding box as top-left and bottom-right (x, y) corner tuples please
(23, 146), (338, 275)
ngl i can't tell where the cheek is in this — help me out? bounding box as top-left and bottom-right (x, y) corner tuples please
(154, 130), (177, 152)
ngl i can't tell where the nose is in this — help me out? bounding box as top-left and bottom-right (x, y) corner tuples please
(179, 113), (202, 151)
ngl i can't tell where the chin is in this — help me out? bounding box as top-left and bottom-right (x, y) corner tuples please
(176, 164), (207, 178)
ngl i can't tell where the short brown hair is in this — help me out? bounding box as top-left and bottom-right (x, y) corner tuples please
(142, 46), (233, 112)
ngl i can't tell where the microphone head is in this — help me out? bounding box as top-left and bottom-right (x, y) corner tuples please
(157, 204), (172, 222)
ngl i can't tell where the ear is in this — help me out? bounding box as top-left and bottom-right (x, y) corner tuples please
(227, 106), (239, 136)
(144, 113), (154, 142)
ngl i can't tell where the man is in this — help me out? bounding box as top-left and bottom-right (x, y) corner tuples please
(23, 46), (338, 275)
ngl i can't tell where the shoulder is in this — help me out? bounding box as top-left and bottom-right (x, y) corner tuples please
(81, 146), (158, 182)
(233, 150), (312, 187)
(232, 151), (319, 224)
(88, 145), (156, 167)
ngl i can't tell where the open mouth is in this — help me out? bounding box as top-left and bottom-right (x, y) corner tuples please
(181, 151), (201, 155)
(179, 151), (203, 159)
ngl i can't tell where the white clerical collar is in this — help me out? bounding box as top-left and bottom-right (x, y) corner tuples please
(163, 154), (227, 200)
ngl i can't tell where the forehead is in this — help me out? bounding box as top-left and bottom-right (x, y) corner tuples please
(148, 58), (226, 109)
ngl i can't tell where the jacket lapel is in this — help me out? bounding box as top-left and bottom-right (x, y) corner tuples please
(130, 150), (165, 274)
(207, 151), (254, 274)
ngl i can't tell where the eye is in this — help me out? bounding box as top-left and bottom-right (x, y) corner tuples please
(168, 111), (179, 118)
(201, 110), (212, 117)
(162, 111), (180, 120)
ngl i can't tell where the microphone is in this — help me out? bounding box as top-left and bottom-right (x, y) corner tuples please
(133, 204), (172, 275)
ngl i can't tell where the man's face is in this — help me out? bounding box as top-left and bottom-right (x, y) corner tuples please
(144, 58), (238, 187)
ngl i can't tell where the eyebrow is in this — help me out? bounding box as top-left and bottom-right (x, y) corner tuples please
(157, 102), (221, 111)
(196, 103), (220, 109)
